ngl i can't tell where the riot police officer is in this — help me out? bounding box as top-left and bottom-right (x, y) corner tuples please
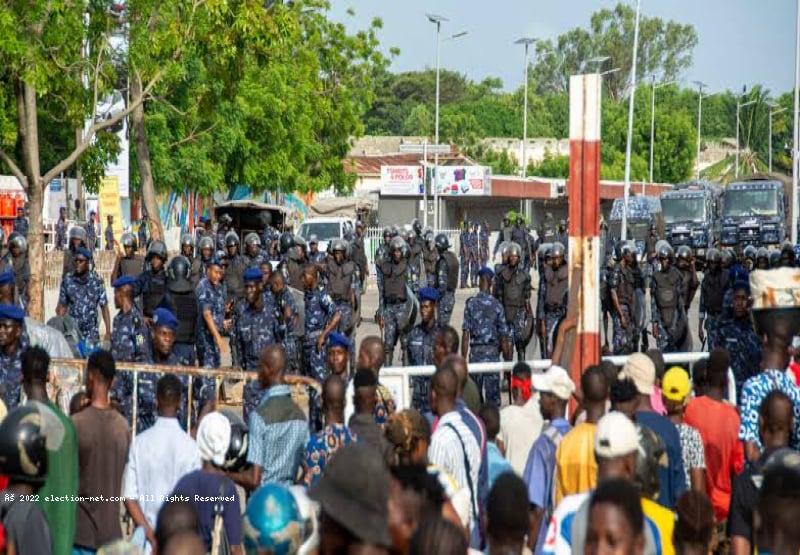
(351, 221), (369, 292)
(307, 235), (327, 265)
(62, 226), (88, 277)
(458, 221), (470, 288)
(422, 227), (437, 287)
(111, 232), (144, 282)
(242, 233), (267, 269)
(644, 223), (659, 267)
(303, 264), (341, 381)
(650, 243), (688, 352)
(742, 245), (758, 272)
(327, 239), (357, 356)
(3, 234), (29, 311)
(55, 206), (67, 250)
(406, 287), (441, 412)
(675, 246), (699, 313)
(433, 233), (459, 326)
(191, 235), (215, 286)
(278, 232), (304, 290)
(698, 248), (729, 350)
(136, 240), (169, 320)
(511, 217), (531, 270)
(462, 267), (510, 407)
(216, 213), (233, 251)
(180, 233), (194, 261)
(378, 236), (413, 366)
(223, 231), (246, 302)
(405, 227), (423, 294)
(608, 241), (637, 355)
(165, 255), (198, 365)
(479, 221), (490, 266)
(780, 241), (796, 267)
(196, 255), (230, 370)
(110, 275), (149, 363)
(539, 241), (568, 358)
(495, 242), (533, 359)
(755, 247), (770, 270)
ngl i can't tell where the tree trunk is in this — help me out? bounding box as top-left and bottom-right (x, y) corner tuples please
(130, 75), (163, 242)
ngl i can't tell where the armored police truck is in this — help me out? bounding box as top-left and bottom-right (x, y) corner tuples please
(605, 196), (664, 260)
(720, 174), (790, 251)
(660, 182), (722, 268)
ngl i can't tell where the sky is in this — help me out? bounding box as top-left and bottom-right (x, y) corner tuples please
(329, 0), (796, 97)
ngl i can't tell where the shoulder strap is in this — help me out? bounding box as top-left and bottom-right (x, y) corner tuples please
(443, 422), (479, 520)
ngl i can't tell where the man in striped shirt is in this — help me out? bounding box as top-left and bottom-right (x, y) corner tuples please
(428, 367), (482, 545)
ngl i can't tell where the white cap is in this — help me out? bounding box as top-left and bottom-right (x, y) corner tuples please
(619, 353), (656, 396)
(534, 365), (576, 401)
(196, 412), (231, 467)
(594, 411), (640, 459)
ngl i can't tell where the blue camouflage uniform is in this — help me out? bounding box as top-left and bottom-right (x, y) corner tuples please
(608, 263), (637, 355)
(55, 215), (66, 250)
(479, 228), (489, 266)
(110, 305), (149, 363)
(0, 307), (29, 409)
(458, 228), (471, 288)
(463, 284), (509, 407)
(272, 286), (300, 374)
(304, 286), (339, 382)
(406, 288), (441, 413)
(195, 275), (227, 406)
(434, 252), (458, 326)
(85, 216), (97, 250)
(242, 250), (268, 270)
(13, 216), (28, 238)
(378, 258), (414, 366)
(58, 270), (108, 344)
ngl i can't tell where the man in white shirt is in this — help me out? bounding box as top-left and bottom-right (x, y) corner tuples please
(498, 362), (542, 475)
(428, 367), (481, 542)
(123, 374), (201, 553)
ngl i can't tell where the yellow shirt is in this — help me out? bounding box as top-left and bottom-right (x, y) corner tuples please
(555, 422), (597, 504)
(641, 498), (676, 555)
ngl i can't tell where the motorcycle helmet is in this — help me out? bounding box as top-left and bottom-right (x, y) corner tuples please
(219, 410), (249, 472)
(0, 403), (59, 486)
(244, 483), (305, 555)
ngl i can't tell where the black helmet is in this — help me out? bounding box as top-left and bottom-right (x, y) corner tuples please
(279, 232), (294, 254)
(293, 235), (306, 250)
(389, 226), (399, 238)
(330, 239), (346, 253)
(225, 231), (240, 247)
(770, 250), (782, 267)
(0, 404), (49, 486)
(412, 218), (422, 235)
(507, 242), (522, 258)
(146, 240), (168, 261)
(389, 236), (406, 253)
(657, 243), (674, 261)
(743, 245), (758, 261)
(68, 226), (87, 243)
(719, 249), (733, 266)
(8, 233), (27, 253)
(219, 410), (249, 472)
(756, 247), (770, 262)
(122, 232), (138, 249)
(167, 255), (191, 282)
(434, 233), (450, 252)
(706, 248), (720, 264)
(537, 242), (551, 258)
(620, 241), (636, 257)
(244, 233), (261, 247)
(198, 236), (215, 251)
(676, 245), (692, 261)
(403, 227), (415, 243)
(382, 226), (392, 238)
(550, 242), (566, 259)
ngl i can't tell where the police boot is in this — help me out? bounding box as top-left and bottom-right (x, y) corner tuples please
(385, 350), (394, 367)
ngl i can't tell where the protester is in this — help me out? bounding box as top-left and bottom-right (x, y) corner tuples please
(72, 350), (131, 554)
(345, 336), (396, 425)
(645, 348), (668, 416)
(479, 404), (512, 490)
(154, 501), (200, 554)
(673, 491), (714, 555)
(387, 464), (447, 554)
(348, 368), (393, 464)
(498, 362), (542, 475)
(434, 326), (480, 414)
(585, 479), (646, 555)
(485, 473), (532, 555)
(662, 366), (707, 493)
(753, 448), (800, 555)
(408, 516), (468, 555)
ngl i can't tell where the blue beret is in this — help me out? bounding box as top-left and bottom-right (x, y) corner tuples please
(327, 332), (351, 350)
(112, 275), (136, 288)
(477, 266), (494, 279)
(0, 270), (14, 286)
(243, 268), (263, 283)
(152, 308), (179, 330)
(419, 287), (440, 303)
(0, 304), (24, 322)
(732, 279), (751, 295)
(199, 216), (210, 224)
(75, 247), (92, 260)
(207, 255), (222, 268)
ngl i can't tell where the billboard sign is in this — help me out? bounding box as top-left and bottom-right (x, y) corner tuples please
(380, 165), (424, 196)
(434, 166), (491, 196)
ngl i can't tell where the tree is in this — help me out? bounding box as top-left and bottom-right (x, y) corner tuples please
(403, 104), (433, 136)
(533, 3), (698, 101)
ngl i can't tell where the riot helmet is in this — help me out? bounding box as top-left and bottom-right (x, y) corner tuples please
(244, 233), (261, 248)
(0, 404), (50, 486)
(122, 232), (138, 249)
(330, 239), (347, 253)
(743, 245), (758, 263)
(225, 231), (240, 248)
(705, 248), (720, 265)
(507, 242), (522, 262)
(389, 236), (406, 253)
(770, 249), (781, 268)
(198, 235), (215, 253)
(412, 218), (422, 236)
(146, 240), (168, 262)
(756, 247), (771, 269)
(219, 213), (233, 226)
(719, 249), (733, 268)
(550, 242), (566, 260)
(278, 232), (294, 254)
(166, 255), (193, 293)
(434, 233), (450, 252)
(675, 245), (692, 262)
(68, 226), (87, 245)
(656, 242), (674, 261)
(8, 233), (27, 254)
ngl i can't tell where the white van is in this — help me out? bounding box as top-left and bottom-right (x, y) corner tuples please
(298, 217), (354, 253)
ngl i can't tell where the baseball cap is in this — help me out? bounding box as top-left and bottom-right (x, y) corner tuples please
(308, 443), (391, 547)
(662, 367), (691, 402)
(533, 365), (575, 400)
(750, 267), (800, 310)
(620, 353), (656, 395)
(595, 411), (639, 459)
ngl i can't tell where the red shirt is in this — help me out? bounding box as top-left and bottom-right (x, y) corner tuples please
(685, 396), (745, 522)
(789, 360), (800, 385)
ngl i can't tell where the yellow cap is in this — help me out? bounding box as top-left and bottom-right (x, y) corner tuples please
(662, 367), (691, 402)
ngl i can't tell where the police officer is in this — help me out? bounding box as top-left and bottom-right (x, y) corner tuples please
(539, 241), (569, 358)
(104, 215), (115, 250)
(269, 270), (300, 374)
(433, 233), (458, 326)
(111, 232), (144, 282)
(769, 249), (781, 268)
(85, 210), (97, 250)
(462, 267), (510, 407)
(138, 213), (149, 250)
(110, 275), (149, 363)
(278, 232), (304, 290)
(180, 233), (194, 261)
(493, 214), (513, 256)
(406, 287), (441, 413)
(600, 252), (616, 352)
(405, 228), (423, 294)
(191, 235), (215, 286)
(223, 231), (246, 302)
(511, 217), (531, 270)
(196, 254), (230, 369)
(136, 240), (169, 321)
(242, 233), (267, 270)
(217, 213), (233, 252)
(12, 207), (27, 238)
(55, 206), (67, 250)
(644, 223), (659, 267)
(421, 228), (437, 287)
(780, 241), (796, 268)
(608, 241), (637, 355)
(479, 221), (490, 266)
(0, 304), (28, 408)
(467, 221), (481, 287)
(306, 235), (326, 266)
(327, 239), (357, 351)
(3, 234), (29, 310)
(698, 248), (729, 351)
(651, 243), (688, 352)
(62, 226), (88, 277)
(145, 308), (190, 427)
(742, 245), (758, 272)
(495, 242), (533, 359)
(193, 216), (210, 254)
(303, 264), (341, 381)
(675, 246), (699, 313)
(378, 236), (413, 366)
(57, 247), (111, 347)
(165, 255), (198, 365)
(351, 221), (369, 292)
(755, 247), (770, 270)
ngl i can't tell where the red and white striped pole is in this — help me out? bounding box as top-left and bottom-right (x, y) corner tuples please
(566, 73), (602, 387)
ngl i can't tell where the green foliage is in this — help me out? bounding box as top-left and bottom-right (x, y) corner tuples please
(403, 104), (433, 136)
(531, 152), (570, 178)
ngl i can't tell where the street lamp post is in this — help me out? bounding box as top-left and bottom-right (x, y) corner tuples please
(622, 0), (642, 242)
(793, 0), (800, 244)
(769, 104), (787, 173)
(515, 37), (536, 218)
(736, 96), (757, 179)
(649, 77), (676, 184)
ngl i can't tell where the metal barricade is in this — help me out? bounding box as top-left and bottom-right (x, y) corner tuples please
(380, 352), (711, 410)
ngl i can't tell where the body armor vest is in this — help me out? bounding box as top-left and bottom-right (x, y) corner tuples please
(286, 258), (304, 290)
(225, 256), (245, 299)
(544, 264), (569, 308)
(440, 252), (459, 291)
(500, 267), (527, 322)
(171, 291), (198, 343)
(119, 256), (143, 278)
(654, 267), (682, 328)
(381, 260), (408, 302)
(614, 265), (635, 307)
(328, 260), (355, 301)
(142, 271), (167, 317)
(701, 270), (728, 316)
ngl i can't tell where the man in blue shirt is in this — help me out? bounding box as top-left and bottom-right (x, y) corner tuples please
(522, 365), (575, 553)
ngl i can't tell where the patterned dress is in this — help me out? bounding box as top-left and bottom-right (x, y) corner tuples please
(302, 423), (357, 486)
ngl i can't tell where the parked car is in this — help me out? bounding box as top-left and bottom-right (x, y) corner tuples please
(297, 217), (354, 253)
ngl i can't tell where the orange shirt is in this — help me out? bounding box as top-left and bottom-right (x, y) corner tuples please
(554, 422), (597, 505)
(684, 396), (745, 522)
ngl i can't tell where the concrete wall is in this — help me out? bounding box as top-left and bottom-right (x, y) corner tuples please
(377, 196), (424, 227)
